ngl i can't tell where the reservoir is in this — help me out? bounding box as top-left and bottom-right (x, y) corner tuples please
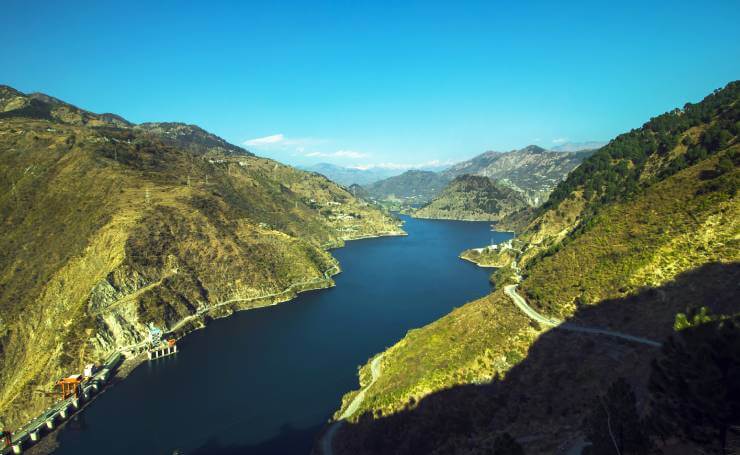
(54, 215), (513, 454)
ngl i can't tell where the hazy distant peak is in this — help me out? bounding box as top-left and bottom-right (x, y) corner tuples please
(550, 141), (607, 152)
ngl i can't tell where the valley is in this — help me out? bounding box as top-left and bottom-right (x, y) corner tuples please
(354, 145), (598, 223)
(3, 3), (740, 454)
(326, 81), (740, 455)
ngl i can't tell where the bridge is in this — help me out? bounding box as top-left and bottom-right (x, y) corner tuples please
(1, 352), (123, 454)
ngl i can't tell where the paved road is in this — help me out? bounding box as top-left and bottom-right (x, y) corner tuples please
(320, 354), (383, 455)
(503, 283), (661, 347)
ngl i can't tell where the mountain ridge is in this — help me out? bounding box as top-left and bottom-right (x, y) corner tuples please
(0, 85), (403, 428)
(413, 175), (529, 221)
(360, 145), (596, 214)
(329, 81), (740, 454)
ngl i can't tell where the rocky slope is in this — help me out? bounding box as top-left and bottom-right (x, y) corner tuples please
(442, 145), (595, 206)
(0, 85), (403, 428)
(359, 145), (594, 219)
(329, 81), (739, 454)
(413, 175), (529, 221)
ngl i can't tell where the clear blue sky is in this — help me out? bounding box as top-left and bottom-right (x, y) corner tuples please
(2, 1), (739, 168)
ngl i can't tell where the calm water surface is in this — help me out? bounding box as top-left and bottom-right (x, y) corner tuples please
(55, 215), (512, 454)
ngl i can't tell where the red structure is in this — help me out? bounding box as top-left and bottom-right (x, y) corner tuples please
(56, 375), (84, 399)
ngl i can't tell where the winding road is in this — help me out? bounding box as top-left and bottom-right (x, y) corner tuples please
(318, 261), (660, 455)
(503, 279), (660, 347)
(320, 354), (383, 455)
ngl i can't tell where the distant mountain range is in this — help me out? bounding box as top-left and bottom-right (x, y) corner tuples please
(550, 140), (607, 152)
(358, 145), (597, 218)
(442, 145), (596, 206)
(300, 163), (403, 186)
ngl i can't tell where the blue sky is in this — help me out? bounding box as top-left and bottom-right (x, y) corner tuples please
(2, 1), (739, 169)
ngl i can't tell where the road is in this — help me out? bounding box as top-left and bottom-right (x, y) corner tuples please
(320, 354), (383, 455)
(317, 262), (660, 455)
(168, 264), (340, 333)
(503, 283), (661, 348)
(2, 352), (122, 454)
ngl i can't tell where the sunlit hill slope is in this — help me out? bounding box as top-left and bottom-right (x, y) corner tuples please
(330, 81), (739, 454)
(0, 85), (402, 427)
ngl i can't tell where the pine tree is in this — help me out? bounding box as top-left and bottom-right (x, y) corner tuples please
(648, 315), (740, 454)
(584, 377), (650, 454)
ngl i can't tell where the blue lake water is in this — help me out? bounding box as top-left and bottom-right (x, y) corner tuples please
(54, 215), (512, 454)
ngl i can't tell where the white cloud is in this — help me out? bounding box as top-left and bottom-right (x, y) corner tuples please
(552, 137), (569, 144)
(243, 133), (324, 150)
(244, 133), (370, 160)
(244, 134), (285, 146)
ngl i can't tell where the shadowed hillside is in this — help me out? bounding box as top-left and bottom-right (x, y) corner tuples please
(328, 263), (739, 454)
(328, 81), (739, 454)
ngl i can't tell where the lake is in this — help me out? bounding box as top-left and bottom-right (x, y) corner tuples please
(54, 215), (513, 454)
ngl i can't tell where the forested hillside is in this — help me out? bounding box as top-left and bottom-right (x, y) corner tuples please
(328, 81), (740, 455)
(414, 175), (529, 221)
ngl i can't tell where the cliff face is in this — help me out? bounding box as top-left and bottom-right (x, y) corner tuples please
(0, 86), (402, 427)
(442, 145), (594, 206)
(414, 175), (529, 221)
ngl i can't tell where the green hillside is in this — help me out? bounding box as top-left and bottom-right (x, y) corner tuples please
(0, 85), (403, 428)
(414, 175), (529, 221)
(329, 81), (740, 454)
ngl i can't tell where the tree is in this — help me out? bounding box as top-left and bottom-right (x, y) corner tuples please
(584, 377), (651, 454)
(648, 314), (740, 454)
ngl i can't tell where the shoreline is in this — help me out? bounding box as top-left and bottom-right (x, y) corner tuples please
(117, 229), (407, 380)
(33, 228), (406, 454)
(410, 213), (517, 233)
(458, 254), (500, 268)
(412, 214), (501, 222)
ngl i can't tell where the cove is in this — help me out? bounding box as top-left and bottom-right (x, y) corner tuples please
(54, 215), (513, 454)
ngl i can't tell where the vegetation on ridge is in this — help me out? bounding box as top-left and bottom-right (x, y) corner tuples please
(414, 175), (529, 221)
(0, 85), (402, 428)
(331, 81), (740, 454)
